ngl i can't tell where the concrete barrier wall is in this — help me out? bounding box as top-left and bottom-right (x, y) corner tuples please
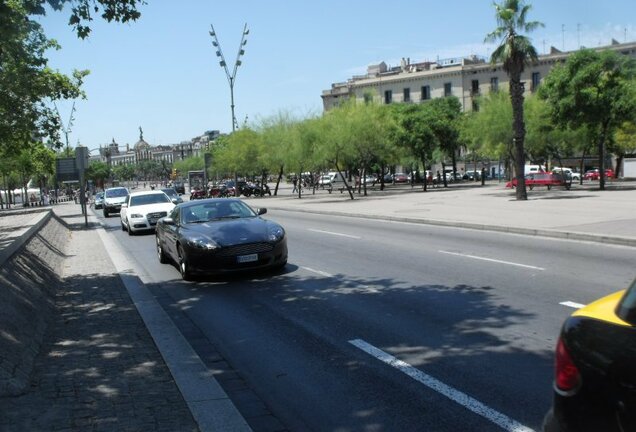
(0, 216), (68, 396)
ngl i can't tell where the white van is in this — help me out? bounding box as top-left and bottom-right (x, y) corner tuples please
(524, 164), (546, 175)
(327, 171), (351, 193)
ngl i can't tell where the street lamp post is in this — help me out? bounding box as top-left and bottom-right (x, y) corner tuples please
(55, 101), (76, 155)
(209, 23), (249, 132)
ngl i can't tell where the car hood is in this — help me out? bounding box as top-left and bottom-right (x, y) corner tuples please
(183, 217), (280, 246)
(131, 203), (175, 215)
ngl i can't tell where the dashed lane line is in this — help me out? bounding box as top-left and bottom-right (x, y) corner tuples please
(438, 250), (546, 271)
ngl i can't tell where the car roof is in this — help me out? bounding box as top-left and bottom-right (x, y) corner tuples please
(106, 186), (128, 191)
(180, 197), (241, 208)
(129, 190), (168, 197)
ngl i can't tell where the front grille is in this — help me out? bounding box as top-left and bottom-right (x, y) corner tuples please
(147, 211), (167, 219)
(217, 242), (273, 257)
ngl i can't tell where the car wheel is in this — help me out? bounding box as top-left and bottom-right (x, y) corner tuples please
(177, 244), (192, 281)
(127, 220), (134, 236)
(121, 220), (126, 231)
(156, 236), (168, 264)
(104, 210), (109, 218)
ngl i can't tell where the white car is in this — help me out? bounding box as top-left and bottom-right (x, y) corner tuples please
(552, 167), (581, 181)
(120, 190), (176, 235)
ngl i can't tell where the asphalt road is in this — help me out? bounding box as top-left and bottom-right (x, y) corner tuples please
(97, 207), (636, 432)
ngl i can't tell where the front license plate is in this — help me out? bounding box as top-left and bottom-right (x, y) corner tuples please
(237, 254), (258, 263)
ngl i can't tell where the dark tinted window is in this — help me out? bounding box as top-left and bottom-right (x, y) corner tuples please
(617, 278), (636, 324)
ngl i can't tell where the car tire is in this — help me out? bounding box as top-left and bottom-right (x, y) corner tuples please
(104, 210), (109, 218)
(178, 244), (192, 281)
(127, 220), (134, 236)
(156, 236), (168, 264)
(121, 220), (126, 231)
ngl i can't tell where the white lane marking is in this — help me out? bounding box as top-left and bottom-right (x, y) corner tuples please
(349, 339), (535, 432)
(560, 301), (585, 309)
(301, 266), (334, 278)
(438, 250), (545, 271)
(308, 228), (361, 239)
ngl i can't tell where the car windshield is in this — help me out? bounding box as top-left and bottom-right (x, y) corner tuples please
(95, 193), (104, 199)
(105, 188), (127, 198)
(130, 193), (171, 206)
(181, 200), (256, 224)
(161, 188), (177, 197)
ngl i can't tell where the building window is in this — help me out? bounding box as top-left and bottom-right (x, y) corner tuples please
(490, 76), (499, 92)
(364, 93), (373, 104)
(403, 88), (411, 103)
(444, 82), (452, 97)
(384, 90), (392, 104)
(421, 85), (431, 100)
(471, 79), (479, 96)
(532, 72), (541, 92)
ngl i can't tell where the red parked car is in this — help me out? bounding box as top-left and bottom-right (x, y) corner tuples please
(583, 168), (615, 180)
(506, 172), (569, 190)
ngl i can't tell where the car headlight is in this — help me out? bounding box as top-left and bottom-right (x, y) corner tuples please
(186, 236), (219, 250)
(130, 213), (143, 218)
(268, 225), (285, 242)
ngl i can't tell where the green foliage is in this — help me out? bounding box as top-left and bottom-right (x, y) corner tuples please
(85, 160), (110, 185)
(111, 163), (135, 181)
(539, 49), (636, 186)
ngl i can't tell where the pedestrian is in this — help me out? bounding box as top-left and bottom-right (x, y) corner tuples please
(292, 176), (298, 193)
(42, 191), (50, 206)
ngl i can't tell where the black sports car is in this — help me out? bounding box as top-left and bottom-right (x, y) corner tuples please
(155, 198), (287, 280)
(543, 277), (636, 432)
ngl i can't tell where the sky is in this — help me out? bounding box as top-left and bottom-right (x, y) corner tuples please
(38, 0), (636, 150)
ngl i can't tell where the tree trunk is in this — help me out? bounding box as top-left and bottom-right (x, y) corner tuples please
(274, 165), (283, 196)
(335, 162), (354, 200)
(599, 120), (609, 190)
(421, 155), (428, 192)
(509, 70), (527, 200)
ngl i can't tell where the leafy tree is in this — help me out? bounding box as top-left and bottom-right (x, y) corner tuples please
(539, 49), (636, 189)
(111, 163), (135, 184)
(85, 160), (110, 189)
(0, 1), (145, 154)
(0, 2), (88, 153)
(20, 1), (145, 39)
(486, 0), (543, 199)
(388, 103), (436, 191)
(318, 103), (359, 199)
(429, 97), (462, 186)
(257, 112), (298, 195)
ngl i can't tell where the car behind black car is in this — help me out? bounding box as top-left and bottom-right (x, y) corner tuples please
(155, 198), (287, 280)
(544, 277), (636, 432)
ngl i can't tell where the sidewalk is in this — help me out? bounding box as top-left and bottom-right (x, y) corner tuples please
(0, 203), (200, 431)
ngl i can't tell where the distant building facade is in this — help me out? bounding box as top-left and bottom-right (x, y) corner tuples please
(90, 130), (223, 166)
(321, 40), (636, 112)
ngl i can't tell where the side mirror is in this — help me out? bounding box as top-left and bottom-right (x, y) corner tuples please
(121, 203), (128, 208)
(171, 198), (179, 204)
(257, 208), (267, 215)
(162, 217), (175, 226)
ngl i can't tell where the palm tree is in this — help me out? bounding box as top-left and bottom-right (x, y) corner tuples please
(485, 0), (543, 200)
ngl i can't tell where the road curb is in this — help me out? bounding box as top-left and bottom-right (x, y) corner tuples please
(94, 211), (252, 432)
(266, 206), (636, 248)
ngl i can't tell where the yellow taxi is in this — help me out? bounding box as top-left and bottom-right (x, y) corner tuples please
(544, 278), (636, 431)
